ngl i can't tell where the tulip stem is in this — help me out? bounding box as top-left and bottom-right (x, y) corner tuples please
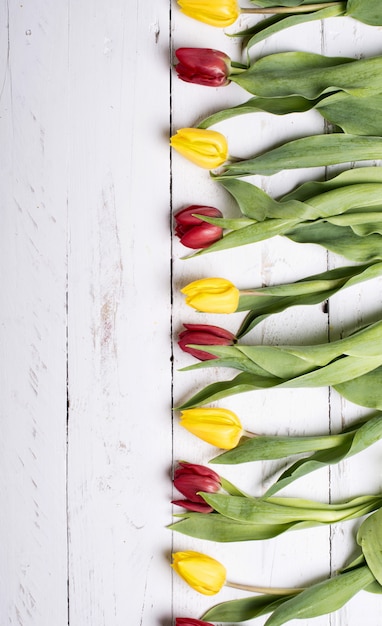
(240, 2), (341, 14)
(226, 580), (304, 595)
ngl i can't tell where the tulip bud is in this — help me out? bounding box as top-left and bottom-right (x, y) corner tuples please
(178, 323), (236, 361)
(177, 0), (240, 27)
(173, 461), (221, 503)
(175, 48), (231, 87)
(172, 551), (226, 595)
(174, 206), (223, 249)
(180, 407), (243, 449)
(170, 128), (228, 169)
(181, 277), (239, 314)
(175, 617), (212, 626)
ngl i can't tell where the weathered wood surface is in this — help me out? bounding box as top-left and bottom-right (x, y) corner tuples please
(0, 1), (382, 624)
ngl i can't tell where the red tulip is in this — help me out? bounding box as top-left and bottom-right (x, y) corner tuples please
(173, 461), (221, 505)
(175, 47), (231, 87)
(174, 205), (223, 249)
(178, 323), (236, 361)
(175, 617), (212, 626)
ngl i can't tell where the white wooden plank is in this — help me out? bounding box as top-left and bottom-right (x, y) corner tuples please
(66, 1), (172, 624)
(0, 1), (69, 623)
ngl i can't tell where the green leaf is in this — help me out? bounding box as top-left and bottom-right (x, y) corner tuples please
(357, 507), (382, 585)
(232, 6), (346, 51)
(177, 371), (278, 410)
(335, 366), (382, 409)
(211, 432), (350, 464)
(168, 512), (297, 541)
(264, 566), (375, 626)
(283, 166), (382, 200)
(202, 593), (293, 623)
(236, 262), (382, 337)
(198, 95), (319, 129)
(287, 220), (382, 262)
(201, 492), (382, 525)
(347, 0), (382, 25)
(317, 91), (382, 135)
(218, 134), (382, 178)
(178, 355), (382, 408)
(230, 51), (382, 100)
(265, 413), (382, 495)
(218, 177), (306, 221)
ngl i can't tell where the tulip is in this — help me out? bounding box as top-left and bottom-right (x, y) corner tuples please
(173, 461), (221, 504)
(175, 617), (212, 626)
(177, 0), (239, 27)
(175, 48), (231, 87)
(170, 128), (228, 169)
(172, 551), (226, 595)
(178, 323), (236, 361)
(180, 407), (243, 449)
(181, 277), (239, 314)
(174, 205), (224, 249)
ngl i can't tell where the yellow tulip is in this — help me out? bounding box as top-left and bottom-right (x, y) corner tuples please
(181, 277), (239, 313)
(170, 128), (228, 169)
(177, 0), (240, 27)
(172, 550), (226, 595)
(180, 407), (243, 449)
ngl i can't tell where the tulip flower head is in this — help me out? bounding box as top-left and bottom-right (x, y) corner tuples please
(172, 550), (226, 595)
(172, 461), (221, 513)
(170, 128), (228, 169)
(180, 407), (243, 449)
(174, 206), (224, 250)
(181, 277), (239, 313)
(175, 617), (212, 626)
(178, 323), (236, 361)
(175, 48), (231, 87)
(177, 0), (240, 27)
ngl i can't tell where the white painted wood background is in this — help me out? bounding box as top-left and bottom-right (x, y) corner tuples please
(1, 1), (382, 624)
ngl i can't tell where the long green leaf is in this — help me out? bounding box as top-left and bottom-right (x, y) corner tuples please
(198, 94), (319, 129)
(357, 507), (382, 585)
(178, 354), (382, 408)
(202, 593), (294, 623)
(264, 413), (382, 495)
(201, 492), (382, 525)
(230, 51), (382, 99)
(236, 263), (382, 337)
(264, 566), (375, 626)
(233, 6), (346, 50)
(218, 135), (382, 178)
(211, 431), (349, 465)
(168, 512), (298, 541)
(335, 365), (382, 409)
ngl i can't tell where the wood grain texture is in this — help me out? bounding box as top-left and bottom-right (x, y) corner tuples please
(66, 1), (171, 625)
(0, 1), (69, 623)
